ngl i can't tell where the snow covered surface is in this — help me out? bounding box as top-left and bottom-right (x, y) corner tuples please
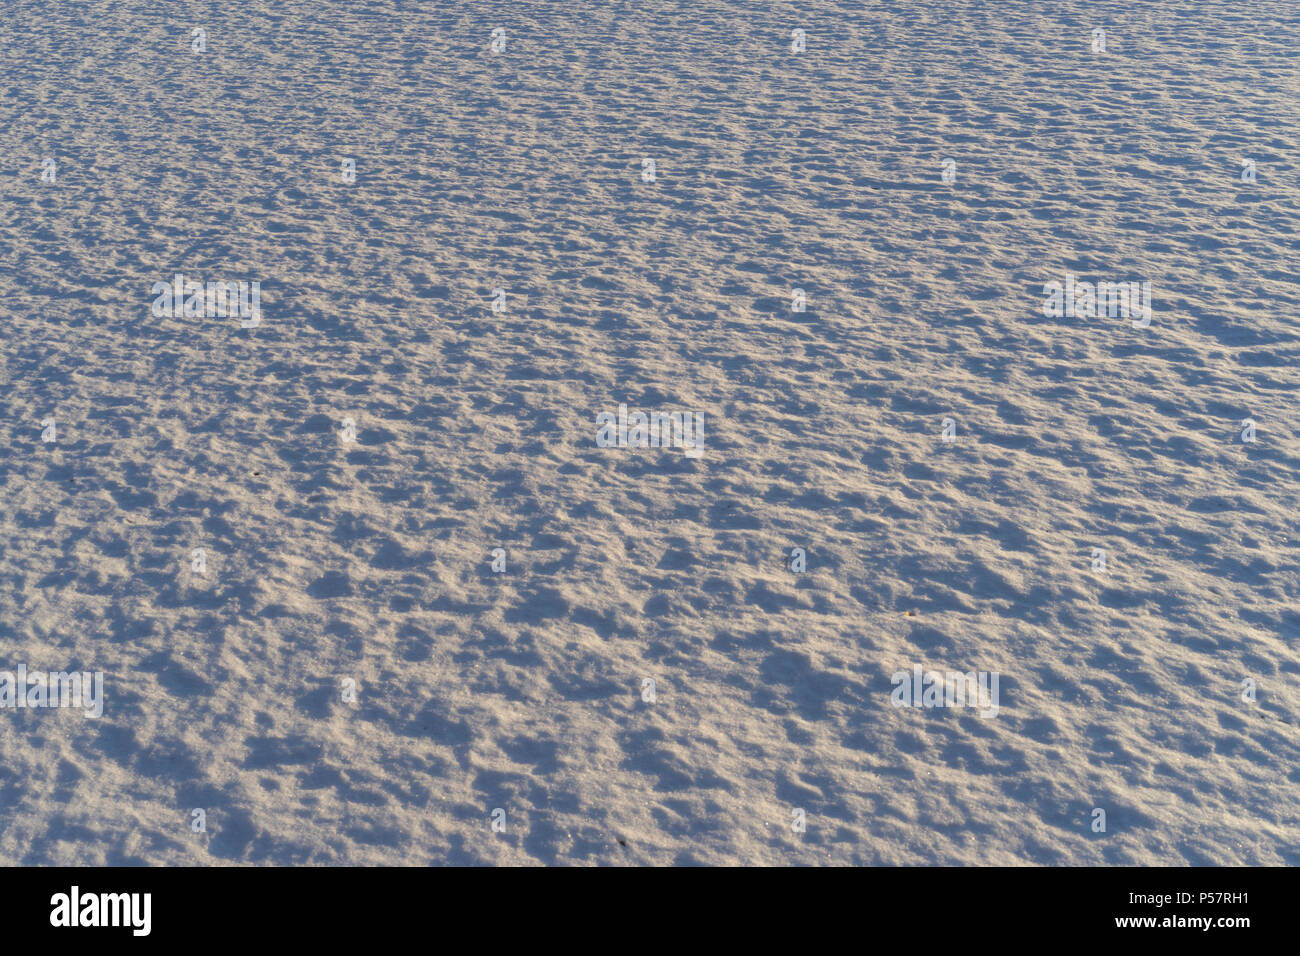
(1, 0), (1297, 865)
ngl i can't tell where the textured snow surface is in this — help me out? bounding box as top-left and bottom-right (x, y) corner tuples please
(1, 0), (1297, 864)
